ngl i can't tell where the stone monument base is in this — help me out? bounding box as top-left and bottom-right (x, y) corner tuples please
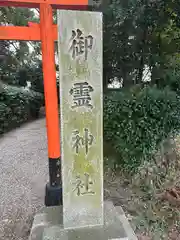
(29, 201), (137, 240)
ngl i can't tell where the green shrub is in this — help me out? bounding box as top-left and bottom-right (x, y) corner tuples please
(0, 103), (12, 134)
(104, 86), (180, 172)
(0, 84), (44, 134)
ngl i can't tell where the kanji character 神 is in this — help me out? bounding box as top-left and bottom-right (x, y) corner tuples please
(72, 128), (94, 155)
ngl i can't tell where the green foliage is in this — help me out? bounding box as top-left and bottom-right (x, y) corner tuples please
(103, 0), (180, 172)
(104, 86), (180, 172)
(0, 84), (44, 134)
(0, 7), (41, 87)
(29, 63), (44, 94)
(154, 54), (180, 96)
(103, 0), (180, 89)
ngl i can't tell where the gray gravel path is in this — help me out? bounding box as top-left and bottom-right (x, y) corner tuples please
(0, 118), (49, 240)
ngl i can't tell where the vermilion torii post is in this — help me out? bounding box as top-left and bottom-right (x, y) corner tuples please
(0, 0), (90, 206)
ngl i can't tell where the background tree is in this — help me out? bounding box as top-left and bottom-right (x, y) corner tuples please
(0, 7), (42, 87)
(103, 0), (180, 90)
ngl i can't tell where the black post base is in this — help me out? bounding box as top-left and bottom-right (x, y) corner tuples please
(45, 183), (63, 206)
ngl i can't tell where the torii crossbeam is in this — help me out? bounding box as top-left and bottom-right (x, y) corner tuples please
(0, 0), (94, 206)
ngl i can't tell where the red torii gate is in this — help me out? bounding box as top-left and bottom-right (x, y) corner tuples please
(0, 0), (91, 206)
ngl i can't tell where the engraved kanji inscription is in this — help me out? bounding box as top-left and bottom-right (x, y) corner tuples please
(69, 29), (93, 60)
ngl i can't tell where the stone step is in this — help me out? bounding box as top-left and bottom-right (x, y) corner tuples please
(29, 201), (137, 240)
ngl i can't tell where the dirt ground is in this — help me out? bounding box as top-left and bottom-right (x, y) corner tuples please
(104, 137), (180, 240)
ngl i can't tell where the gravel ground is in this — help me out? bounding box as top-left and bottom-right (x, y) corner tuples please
(0, 118), (49, 240)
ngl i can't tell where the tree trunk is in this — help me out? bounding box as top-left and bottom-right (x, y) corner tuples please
(136, 27), (147, 84)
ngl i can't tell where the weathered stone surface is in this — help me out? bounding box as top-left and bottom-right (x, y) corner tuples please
(57, 10), (103, 229)
(116, 207), (137, 240)
(29, 201), (137, 240)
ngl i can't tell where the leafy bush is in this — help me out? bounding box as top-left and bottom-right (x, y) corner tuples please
(0, 84), (44, 134)
(0, 102), (12, 134)
(104, 86), (180, 172)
